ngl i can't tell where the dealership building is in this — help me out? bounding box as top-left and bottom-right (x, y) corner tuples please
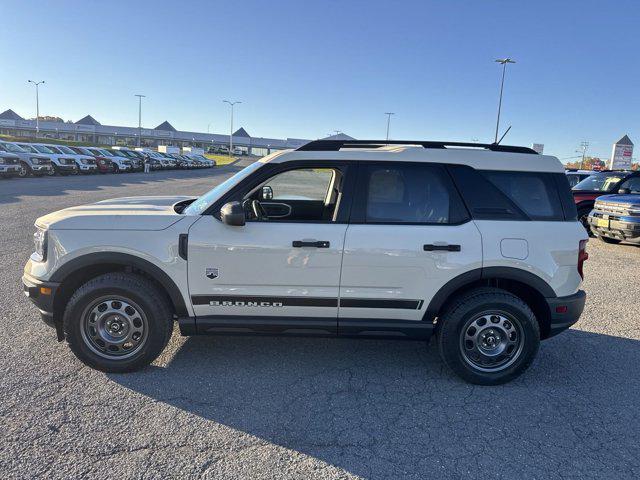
(0, 109), (313, 156)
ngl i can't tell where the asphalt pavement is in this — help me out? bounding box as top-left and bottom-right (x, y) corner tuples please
(1, 168), (639, 479)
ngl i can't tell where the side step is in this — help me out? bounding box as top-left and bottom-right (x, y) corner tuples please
(178, 316), (433, 340)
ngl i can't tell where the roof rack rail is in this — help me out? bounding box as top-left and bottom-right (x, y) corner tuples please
(297, 139), (538, 154)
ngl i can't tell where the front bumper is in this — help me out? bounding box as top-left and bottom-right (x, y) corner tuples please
(545, 290), (586, 338)
(56, 164), (78, 172)
(32, 164), (52, 173)
(78, 164), (98, 172)
(0, 165), (20, 176)
(22, 272), (60, 329)
(588, 213), (640, 242)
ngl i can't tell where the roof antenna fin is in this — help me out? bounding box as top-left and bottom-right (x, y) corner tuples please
(495, 125), (511, 145)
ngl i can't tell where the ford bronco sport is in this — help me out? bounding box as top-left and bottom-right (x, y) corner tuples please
(23, 140), (588, 385)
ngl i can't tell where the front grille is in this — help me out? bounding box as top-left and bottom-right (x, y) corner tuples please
(3, 158), (17, 165)
(595, 202), (639, 217)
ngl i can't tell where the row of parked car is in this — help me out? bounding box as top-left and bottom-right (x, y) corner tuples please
(0, 141), (216, 178)
(566, 168), (640, 245)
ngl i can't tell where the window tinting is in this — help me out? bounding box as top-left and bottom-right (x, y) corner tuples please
(481, 170), (564, 220)
(364, 164), (468, 224)
(620, 176), (640, 194)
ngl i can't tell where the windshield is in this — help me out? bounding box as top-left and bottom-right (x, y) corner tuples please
(99, 149), (115, 156)
(34, 145), (55, 154)
(573, 172), (625, 192)
(1, 142), (25, 153)
(46, 146), (63, 154)
(58, 146), (76, 154)
(184, 162), (263, 215)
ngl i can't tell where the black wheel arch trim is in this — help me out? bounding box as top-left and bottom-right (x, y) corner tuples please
(49, 252), (188, 316)
(424, 266), (556, 321)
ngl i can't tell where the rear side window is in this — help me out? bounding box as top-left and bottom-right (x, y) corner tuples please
(481, 170), (564, 220)
(361, 163), (469, 224)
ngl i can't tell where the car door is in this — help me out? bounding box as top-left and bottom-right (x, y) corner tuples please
(338, 161), (483, 332)
(187, 160), (355, 334)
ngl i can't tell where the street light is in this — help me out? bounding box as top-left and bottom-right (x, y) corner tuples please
(494, 58), (516, 143)
(134, 94), (146, 147)
(27, 80), (45, 137)
(384, 112), (395, 141)
(223, 100), (241, 156)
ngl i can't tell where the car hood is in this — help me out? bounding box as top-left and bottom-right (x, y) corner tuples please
(595, 194), (640, 206)
(36, 196), (196, 231)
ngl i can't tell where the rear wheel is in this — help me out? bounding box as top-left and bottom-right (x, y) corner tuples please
(437, 287), (540, 385)
(63, 273), (173, 372)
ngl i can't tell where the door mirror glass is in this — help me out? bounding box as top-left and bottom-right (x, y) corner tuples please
(618, 188), (630, 194)
(220, 201), (245, 226)
(261, 185), (273, 200)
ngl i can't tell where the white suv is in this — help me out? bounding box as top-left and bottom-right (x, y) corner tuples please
(22, 140), (588, 384)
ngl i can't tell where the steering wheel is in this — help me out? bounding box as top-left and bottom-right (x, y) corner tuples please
(251, 200), (268, 221)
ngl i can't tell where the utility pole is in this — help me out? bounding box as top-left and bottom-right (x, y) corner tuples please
(27, 80), (45, 137)
(134, 94), (146, 147)
(223, 100), (241, 156)
(384, 112), (395, 141)
(494, 58), (516, 143)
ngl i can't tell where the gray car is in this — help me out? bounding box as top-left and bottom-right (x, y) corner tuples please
(0, 141), (52, 178)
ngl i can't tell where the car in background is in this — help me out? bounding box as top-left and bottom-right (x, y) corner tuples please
(112, 147), (145, 171)
(565, 169), (594, 188)
(588, 191), (640, 244)
(185, 153), (215, 167)
(0, 145), (21, 178)
(0, 141), (52, 177)
(85, 148), (132, 173)
(44, 144), (97, 174)
(572, 170), (640, 231)
(68, 146), (115, 173)
(17, 143), (77, 176)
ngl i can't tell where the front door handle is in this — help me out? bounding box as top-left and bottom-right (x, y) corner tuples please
(292, 240), (330, 248)
(423, 244), (461, 252)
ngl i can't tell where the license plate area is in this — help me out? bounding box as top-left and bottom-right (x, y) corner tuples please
(596, 217), (610, 228)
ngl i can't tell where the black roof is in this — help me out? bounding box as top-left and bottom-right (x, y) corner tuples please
(615, 135), (633, 146)
(75, 115), (101, 126)
(0, 109), (24, 121)
(297, 139), (538, 154)
(233, 127), (250, 137)
(155, 121), (177, 131)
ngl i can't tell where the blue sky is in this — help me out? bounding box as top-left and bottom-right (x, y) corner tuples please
(1, 0), (638, 160)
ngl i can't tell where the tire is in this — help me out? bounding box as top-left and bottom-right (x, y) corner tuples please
(578, 208), (594, 236)
(597, 235), (621, 244)
(437, 287), (540, 385)
(49, 165), (58, 176)
(113, 165), (120, 173)
(63, 272), (173, 373)
(18, 162), (30, 178)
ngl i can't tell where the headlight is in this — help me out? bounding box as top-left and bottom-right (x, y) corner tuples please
(629, 206), (640, 215)
(31, 157), (42, 164)
(33, 227), (48, 262)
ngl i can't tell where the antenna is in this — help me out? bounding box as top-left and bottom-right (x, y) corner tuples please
(496, 125), (512, 145)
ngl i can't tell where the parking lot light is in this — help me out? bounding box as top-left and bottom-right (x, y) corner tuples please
(384, 112), (395, 141)
(27, 80), (45, 138)
(494, 58), (516, 143)
(223, 100), (241, 156)
(134, 94), (146, 147)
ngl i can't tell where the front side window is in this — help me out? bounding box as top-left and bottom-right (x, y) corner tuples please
(264, 168), (333, 201)
(363, 163), (468, 224)
(619, 176), (640, 194)
(34, 145), (54, 154)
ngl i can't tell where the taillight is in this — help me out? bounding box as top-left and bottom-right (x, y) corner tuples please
(578, 239), (588, 279)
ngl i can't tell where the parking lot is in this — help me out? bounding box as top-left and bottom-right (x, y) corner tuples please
(1, 168), (639, 479)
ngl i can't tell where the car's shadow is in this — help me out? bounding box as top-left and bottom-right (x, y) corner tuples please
(109, 329), (640, 478)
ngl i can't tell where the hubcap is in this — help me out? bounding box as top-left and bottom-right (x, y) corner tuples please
(460, 312), (524, 373)
(81, 297), (148, 359)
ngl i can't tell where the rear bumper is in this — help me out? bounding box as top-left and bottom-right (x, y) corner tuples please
(22, 272), (60, 328)
(545, 290), (586, 338)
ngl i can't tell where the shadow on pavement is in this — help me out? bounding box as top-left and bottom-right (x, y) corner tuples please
(110, 329), (640, 478)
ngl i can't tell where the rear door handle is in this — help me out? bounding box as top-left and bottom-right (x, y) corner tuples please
(423, 244), (461, 252)
(292, 240), (330, 248)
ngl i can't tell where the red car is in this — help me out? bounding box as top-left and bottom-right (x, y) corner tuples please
(69, 146), (115, 173)
(572, 170), (640, 230)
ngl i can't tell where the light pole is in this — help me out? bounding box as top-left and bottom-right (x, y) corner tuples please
(494, 58), (515, 143)
(134, 94), (145, 147)
(384, 112), (395, 141)
(577, 141), (589, 169)
(27, 80), (45, 137)
(223, 100), (241, 156)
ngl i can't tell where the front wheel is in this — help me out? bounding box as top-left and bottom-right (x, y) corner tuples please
(437, 287), (540, 385)
(63, 273), (173, 372)
(18, 162), (30, 178)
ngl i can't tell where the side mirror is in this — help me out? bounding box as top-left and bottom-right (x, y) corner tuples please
(618, 188), (630, 194)
(261, 185), (273, 200)
(220, 201), (245, 226)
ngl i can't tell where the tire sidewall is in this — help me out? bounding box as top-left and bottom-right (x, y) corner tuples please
(64, 280), (171, 372)
(439, 294), (540, 385)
